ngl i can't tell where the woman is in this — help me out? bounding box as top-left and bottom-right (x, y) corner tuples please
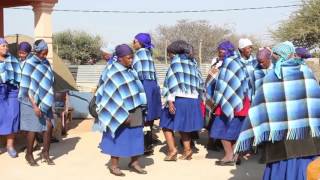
(160, 40), (204, 161)
(209, 40), (251, 166)
(235, 41), (320, 180)
(132, 33), (161, 154)
(19, 39), (55, 166)
(205, 41), (232, 151)
(95, 44), (147, 176)
(0, 38), (21, 158)
(17, 41), (32, 68)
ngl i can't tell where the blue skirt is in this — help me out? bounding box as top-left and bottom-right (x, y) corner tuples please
(210, 115), (245, 141)
(0, 84), (20, 135)
(100, 126), (144, 157)
(141, 80), (161, 122)
(20, 99), (54, 132)
(263, 156), (316, 180)
(160, 97), (203, 132)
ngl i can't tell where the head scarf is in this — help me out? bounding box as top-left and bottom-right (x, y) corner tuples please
(296, 47), (312, 59)
(18, 42), (32, 54)
(0, 38), (8, 45)
(115, 44), (133, 58)
(135, 33), (154, 49)
(217, 40), (235, 59)
(34, 39), (48, 53)
(272, 41), (295, 79)
(256, 47), (272, 61)
(238, 38), (253, 49)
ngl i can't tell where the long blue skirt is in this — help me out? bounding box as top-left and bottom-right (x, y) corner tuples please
(263, 156), (316, 180)
(141, 80), (161, 122)
(100, 126), (144, 157)
(20, 99), (54, 132)
(0, 84), (20, 135)
(160, 97), (203, 132)
(210, 115), (245, 141)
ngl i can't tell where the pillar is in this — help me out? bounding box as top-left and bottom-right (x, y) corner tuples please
(32, 2), (56, 63)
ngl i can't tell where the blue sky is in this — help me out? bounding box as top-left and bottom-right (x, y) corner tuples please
(4, 0), (300, 44)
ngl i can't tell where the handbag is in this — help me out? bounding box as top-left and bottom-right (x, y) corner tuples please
(88, 96), (98, 118)
(127, 106), (145, 127)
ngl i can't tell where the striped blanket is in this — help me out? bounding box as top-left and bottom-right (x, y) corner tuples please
(0, 54), (21, 85)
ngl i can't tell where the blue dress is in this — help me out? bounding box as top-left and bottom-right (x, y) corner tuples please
(141, 80), (161, 122)
(160, 97), (203, 132)
(210, 115), (245, 141)
(0, 83), (20, 135)
(263, 156), (316, 180)
(100, 125), (144, 157)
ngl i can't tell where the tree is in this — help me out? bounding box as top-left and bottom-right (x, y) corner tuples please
(53, 30), (103, 65)
(272, 0), (320, 49)
(151, 20), (262, 63)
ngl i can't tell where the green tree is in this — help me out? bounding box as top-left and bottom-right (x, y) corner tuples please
(272, 0), (320, 48)
(152, 20), (261, 63)
(53, 30), (103, 65)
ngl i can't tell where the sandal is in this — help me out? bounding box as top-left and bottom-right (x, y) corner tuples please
(108, 166), (125, 176)
(164, 151), (178, 161)
(179, 150), (193, 160)
(128, 163), (147, 174)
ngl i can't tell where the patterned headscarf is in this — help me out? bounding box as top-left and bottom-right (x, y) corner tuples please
(34, 39), (48, 53)
(272, 41), (295, 79)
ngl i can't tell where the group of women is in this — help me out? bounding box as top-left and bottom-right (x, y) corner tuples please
(0, 38), (55, 166)
(0, 32), (319, 180)
(94, 33), (320, 180)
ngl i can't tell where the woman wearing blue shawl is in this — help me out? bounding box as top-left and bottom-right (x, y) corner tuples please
(160, 40), (204, 161)
(209, 40), (251, 166)
(19, 39), (55, 166)
(96, 44), (148, 176)
(235, 41), (320, 180)
(0, 38), (21, 158)
(132, 33), (162, 155)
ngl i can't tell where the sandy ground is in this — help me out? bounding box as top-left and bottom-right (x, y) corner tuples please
(0, 119), (264, 180)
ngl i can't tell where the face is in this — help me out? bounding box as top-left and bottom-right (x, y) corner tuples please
(119, 54), (133, 68)
(132, 39), (142, 50)
(218, 49), (226, 59)
(240, 46), (253, 59)
(102, 52), (111, 61)
(36, 49), (48, 60)
(18, 50), (29, 61)
(258, 57), (271, 69)
(0, 43), (8, 56)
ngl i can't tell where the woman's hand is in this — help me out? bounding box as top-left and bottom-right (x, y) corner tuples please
(168, 101), (176, 115)
(33, 105), (42, 118)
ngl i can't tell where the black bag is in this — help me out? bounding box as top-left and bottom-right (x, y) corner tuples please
(88, 96), (98, 118)
(127, 107), (146, 127)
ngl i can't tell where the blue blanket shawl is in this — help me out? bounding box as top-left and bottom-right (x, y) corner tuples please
(162, 54), (204, 103)
(132, 48), (157, 81)
(0, 54), (21, 85)
(213, 55), (250, 118)
(19, 56), (54, 114)
(235, 60), (320, 153)
(95, 61), (147, 137)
